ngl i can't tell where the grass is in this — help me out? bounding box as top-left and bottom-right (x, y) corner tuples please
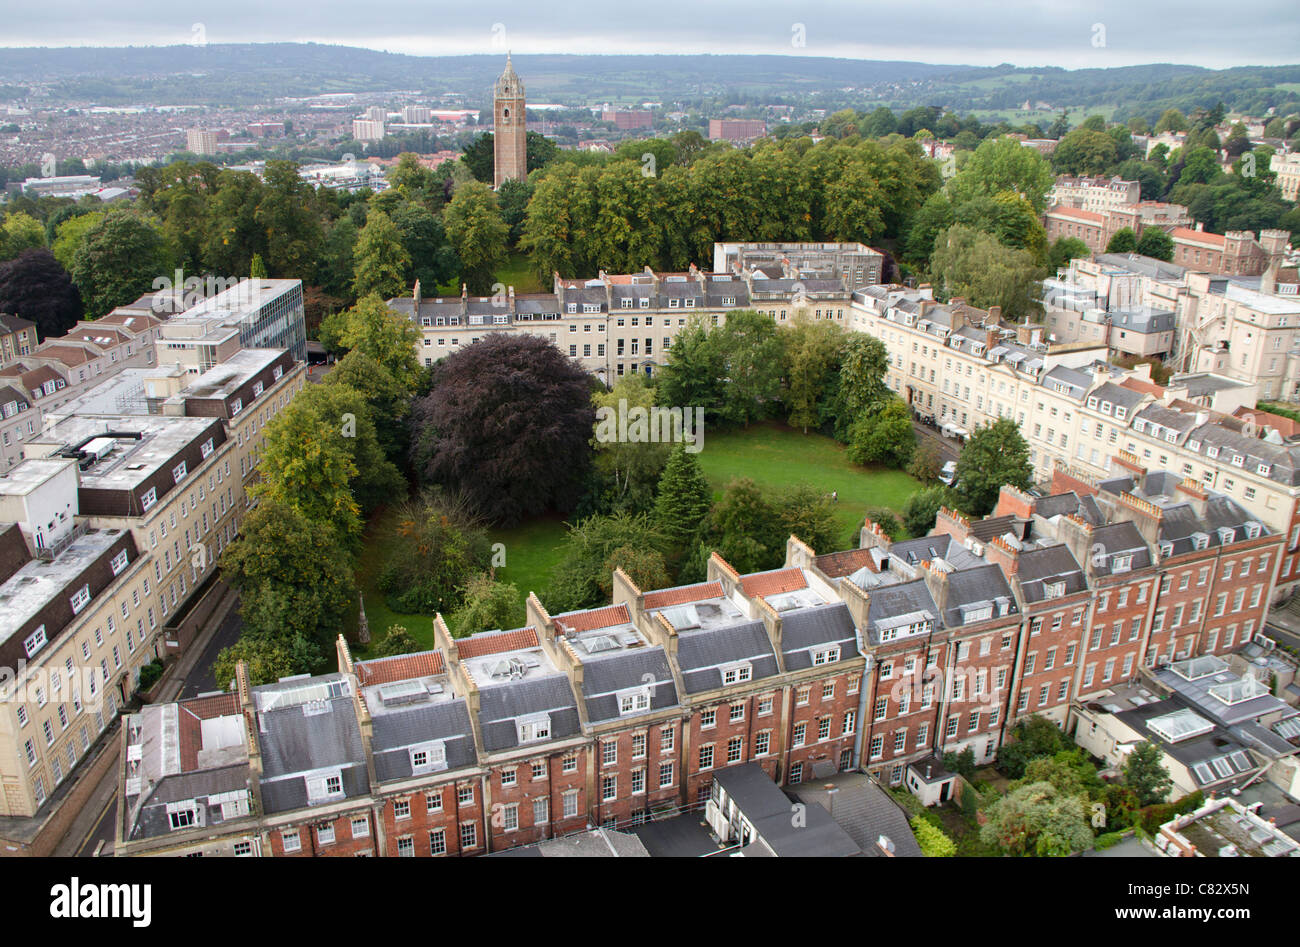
(348, 506), (436, 655)
(489, 514), (570, 620)
(432, 252), (546, 298)
(694, 421), (924, 548)
(349, 424), (925, 648)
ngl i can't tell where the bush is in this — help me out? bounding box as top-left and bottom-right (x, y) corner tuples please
(910, 815), (956, 857)
(1094, 831), (1126, 850)
(137, 658), (164, 692)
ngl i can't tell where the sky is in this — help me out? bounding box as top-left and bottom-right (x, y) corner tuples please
(2, 0), (1298, 70)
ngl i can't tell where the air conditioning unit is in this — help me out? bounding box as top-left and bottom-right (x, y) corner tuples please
(1253, 633), (1275, 650)
(704, 800), (730, 842)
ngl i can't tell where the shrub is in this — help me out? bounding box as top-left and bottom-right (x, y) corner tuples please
(910, 815), (956, 857)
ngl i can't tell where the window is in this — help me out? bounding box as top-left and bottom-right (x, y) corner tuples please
(700, 708), (716, 729)
(23, 625), (47, 658)
(429, 829), (447, 855)
(502, 804), (519, 832)
(658, 761), (674, 788)
(793, 722), (807, 747)
(394, 798), (411, 819)
(843, 710), (856, 734)
(457, 785), (474, 806)
(755, 731), (771, 756)
(70, 584), (91, 615)
(660, 727), (675, 753)
(562, 755), (578, 773)
(396, 836), (414, 857)
(563, 790), (580, 819)
(317, 823), (336, 845)
(281, 829), (301, 853)
(459, 822), (477, 849)
(351, 816), (370, 838)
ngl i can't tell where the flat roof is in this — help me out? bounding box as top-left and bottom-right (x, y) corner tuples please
(36, 415), (217, 492)
(0, 527), (124, 646)
(0, 457), (77, 497)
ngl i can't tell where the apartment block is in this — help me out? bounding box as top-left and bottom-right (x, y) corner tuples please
(389, 265), (853, 380)
(0, 314), (37, 368)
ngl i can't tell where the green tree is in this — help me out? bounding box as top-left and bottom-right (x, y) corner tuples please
(212, 636), (295, 689)
(980, 781), (1094, 856)
(706, 477), (785, 574)
(447, 574), (522, 637)
(1106, 228), (1138, 254)
(930, 225), (1045, 321)
(954, 417), (1033, 516)
(1154, 109), (1189, 134)
(1123, 741), (1173, 806)
(218, 500), (357, 675)
(319, 293), (421, 392)
(590, 373), (672, 515)
(1135, 228), (1174, 262)
(947, 136), (1055, 214)
(443, 180), (508, 294)
(322, 349), (412, 462)
(1048, 236), (1091, 272)
(373, 624), (422, 657)
(774, 484), (840, 555)
(544, 513), (669, 613)
(256, 160), (323, 277)
(902, 484), (954, 537)
(68, 209), (171, 317)
(996, 714), (1067, 779)
(1052, 128), (1119, 177)
(379, 494), (492, 614)
(50, 210), (104, 271)
(654, 442), (713, 559)
(1, 212), (46, 261)
(250, 252), (267, 279)
(846, 398), (916, 468)
(783, 318), (845, 433)
(351, 209), (411, 299)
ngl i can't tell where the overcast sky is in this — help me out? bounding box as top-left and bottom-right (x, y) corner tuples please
(5, 1), (1298, 69)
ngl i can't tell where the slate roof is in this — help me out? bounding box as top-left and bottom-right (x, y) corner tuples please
(779, 603), (860, 670)
(713, 763), (860, 857)
(477, 674), (582, 753)
(941, 564), (1018, 628)
(865, 581), (941, 645)
(370, 700), (477, 782)
(579, 645), (679, 723)
(1089, 521), (1153, 576)
(1016, 544), (1088, 603)
(676, 621), (780, 694)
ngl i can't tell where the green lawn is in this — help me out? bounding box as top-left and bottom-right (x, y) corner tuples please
(350, 424), (924, 648)
(349, 506), (436, 655)
(489, 515), (570, 621)
(433, 252), (545, 298)
(695, 421), (924, 548)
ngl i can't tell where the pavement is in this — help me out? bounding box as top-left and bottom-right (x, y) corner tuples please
(912, 419), (962, 466)
(55, 585), (242, 857)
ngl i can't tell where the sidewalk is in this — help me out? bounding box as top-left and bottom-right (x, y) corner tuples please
(157, 583), (240, 704)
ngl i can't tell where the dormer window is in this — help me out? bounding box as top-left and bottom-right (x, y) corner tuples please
(305, 771), (345, 804)
(409, 741), (447, 775)
(1244, 521), (1262, 539)
(1044, 581), (1065, 600)
(639, 298), (649, 308)
(1159, 541), (1174, 558)
(200, 438), (214, 459)
(70, 584), (91, 615)
(110, 549), (128, 575)
(1111, 554), (1133, 574)
(23, 625), (47, 658)
(1231, 453), (1244, 468)
(166, 801), (201, 830)
(1258, 464), (1272, 476)
(812, 646), (841, 666)
(140, 486), (157, 512)
(253, 381), (264, 397)
(1191, 532), (1209, 551)
(517, 712), (552, 743)
(720, 662), (753, 686)
(173, 460), (188, 484)
(1207, 446), (1219, 459)
(1188, 439), (1201, 451)
(617, 687), (652, 716)
(621, 298), (633, 309)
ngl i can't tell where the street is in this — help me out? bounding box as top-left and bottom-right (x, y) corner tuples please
(178, 606), (244, 699)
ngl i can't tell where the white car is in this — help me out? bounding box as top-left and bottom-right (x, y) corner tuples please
(938, 461), (957, 486)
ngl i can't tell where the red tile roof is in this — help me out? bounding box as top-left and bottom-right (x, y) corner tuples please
(1048, 206), (1105, 224)
(1171, 227), (1226, 247)
(643, 582), (724, 609)
(553, 604), (631, 633)
(456, 627), (540, 658)
(355, 650), (445, 686)
(813, 548), (877, 579)
(740, 568), (808, 598)
(1235, 406), (1300, 438)
(1119, 377), (1165, 397)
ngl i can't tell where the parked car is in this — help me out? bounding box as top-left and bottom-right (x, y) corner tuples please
(938, 460), (957, 486)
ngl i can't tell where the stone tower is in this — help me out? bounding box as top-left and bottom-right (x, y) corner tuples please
(493, 54), (527, 189)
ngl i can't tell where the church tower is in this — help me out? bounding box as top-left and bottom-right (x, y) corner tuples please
(493, 54), (527, 189)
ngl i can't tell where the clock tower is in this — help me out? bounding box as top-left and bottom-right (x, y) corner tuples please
(493, 54), (527, 189)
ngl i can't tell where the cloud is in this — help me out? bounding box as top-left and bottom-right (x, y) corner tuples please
(3, 0), (1297, 69)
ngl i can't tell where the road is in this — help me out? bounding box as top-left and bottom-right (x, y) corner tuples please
(178, 605), (243, 699)
(1265, 622), (1300, 652)
(76, 797), (117, 858)
(912, 419), (963, 465)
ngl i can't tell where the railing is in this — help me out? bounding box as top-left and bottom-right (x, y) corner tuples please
(34, 521), (89, 561)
